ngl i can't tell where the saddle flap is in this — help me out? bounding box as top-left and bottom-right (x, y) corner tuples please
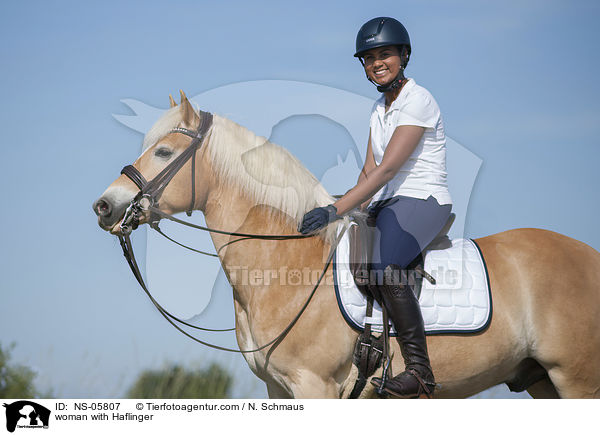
(348, 214), (372, 293)
(348, 211), (456, 294)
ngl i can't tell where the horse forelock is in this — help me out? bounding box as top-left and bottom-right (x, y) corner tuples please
(142, 106), (182, 152)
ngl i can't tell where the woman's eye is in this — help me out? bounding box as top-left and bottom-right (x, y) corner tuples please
(155, 148), (173, 158)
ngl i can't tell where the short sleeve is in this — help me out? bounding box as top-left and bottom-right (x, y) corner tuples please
(393, 91), (439, 129)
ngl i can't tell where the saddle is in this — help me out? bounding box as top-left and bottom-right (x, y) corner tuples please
(348, 211), (455, 295)
(347, 211), (455, 398)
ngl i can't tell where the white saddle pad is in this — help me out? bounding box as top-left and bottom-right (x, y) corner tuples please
(333, 226), (492, 335)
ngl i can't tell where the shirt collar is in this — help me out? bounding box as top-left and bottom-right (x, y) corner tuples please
(375, 78), (416, 114)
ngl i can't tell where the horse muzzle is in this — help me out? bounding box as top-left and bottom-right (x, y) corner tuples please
(93, 193), (131, 233)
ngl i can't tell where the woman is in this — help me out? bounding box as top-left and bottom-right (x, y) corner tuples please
(299, 17), (452, 398)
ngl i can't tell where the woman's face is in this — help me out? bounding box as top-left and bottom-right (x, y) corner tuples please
(361, 45), (403, 85)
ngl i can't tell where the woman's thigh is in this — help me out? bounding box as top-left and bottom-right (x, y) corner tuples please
(370, 195), (451, 271)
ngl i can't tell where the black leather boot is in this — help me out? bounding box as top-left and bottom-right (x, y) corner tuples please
(371, 264), (435, 398)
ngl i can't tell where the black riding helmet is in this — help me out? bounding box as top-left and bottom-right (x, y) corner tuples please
(354, 17), (411, 93)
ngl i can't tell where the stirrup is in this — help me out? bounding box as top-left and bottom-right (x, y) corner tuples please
(405, 368), (435, 399)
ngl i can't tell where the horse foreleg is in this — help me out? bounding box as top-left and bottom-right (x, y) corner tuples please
(264, 373), (339, 398)
(288, 370), (340, 398)
(266, 382), (293, 399)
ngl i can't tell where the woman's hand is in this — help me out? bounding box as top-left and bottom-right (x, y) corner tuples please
(298, 205), (342, 234)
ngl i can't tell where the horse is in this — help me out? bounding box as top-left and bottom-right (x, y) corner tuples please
(93, 92), (600, 398)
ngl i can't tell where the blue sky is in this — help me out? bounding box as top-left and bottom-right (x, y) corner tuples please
(0, 1), (599, 398)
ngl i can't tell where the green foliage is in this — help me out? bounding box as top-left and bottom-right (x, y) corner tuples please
(126, 363), (232, 399)
(0, 343), (39, 399)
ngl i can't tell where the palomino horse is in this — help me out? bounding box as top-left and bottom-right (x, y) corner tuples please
(94, 92), (600, 398)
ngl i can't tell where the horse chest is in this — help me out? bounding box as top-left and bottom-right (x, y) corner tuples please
(234, 306), (269, 373)
(234, 305), (294, 393)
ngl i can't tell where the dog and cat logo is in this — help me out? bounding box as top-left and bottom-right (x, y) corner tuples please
(2, 401), (50, 432)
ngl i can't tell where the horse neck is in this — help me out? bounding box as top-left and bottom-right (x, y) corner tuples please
(202, 181), (259, 256)
(202, 177), (316, 259)
(198, 153), (356, 384)
(202, 176), (330, 307)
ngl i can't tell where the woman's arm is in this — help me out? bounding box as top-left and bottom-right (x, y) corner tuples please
(356, 133), (377, 210)
(333, 125), (425, 215)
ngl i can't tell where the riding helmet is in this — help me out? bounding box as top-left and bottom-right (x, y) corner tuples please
(354, 17), (411, 58)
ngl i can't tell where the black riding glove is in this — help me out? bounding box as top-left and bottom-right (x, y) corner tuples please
(298, 205), (342, 234)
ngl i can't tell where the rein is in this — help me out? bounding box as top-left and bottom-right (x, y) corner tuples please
(117, 110), (346, 353)
(117, 227), (345, 353)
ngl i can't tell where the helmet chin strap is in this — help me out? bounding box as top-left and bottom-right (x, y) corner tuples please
(359, 56), (408, 94)
(374, 70), (406, 93)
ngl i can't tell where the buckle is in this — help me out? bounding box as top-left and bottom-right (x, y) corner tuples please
(138, 194), (154, 211)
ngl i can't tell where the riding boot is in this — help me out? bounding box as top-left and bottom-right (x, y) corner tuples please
(371, 264), (436, 398)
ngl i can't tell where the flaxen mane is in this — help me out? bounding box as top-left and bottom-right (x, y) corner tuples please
(143, 107), (350, 244)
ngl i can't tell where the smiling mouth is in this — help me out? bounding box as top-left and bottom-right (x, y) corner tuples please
(372, 69), (390, 82)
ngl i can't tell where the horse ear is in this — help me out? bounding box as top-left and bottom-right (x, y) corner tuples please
(179, 89), (198, 128)
(169, 94), (177, 108)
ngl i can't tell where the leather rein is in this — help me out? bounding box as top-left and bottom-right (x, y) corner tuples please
(116, 110), (346, 353)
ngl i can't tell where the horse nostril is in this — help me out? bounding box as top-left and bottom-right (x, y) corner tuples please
(93, 198), (112, 217)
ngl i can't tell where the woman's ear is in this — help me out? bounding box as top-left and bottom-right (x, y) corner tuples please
(401, 46), (409, 68)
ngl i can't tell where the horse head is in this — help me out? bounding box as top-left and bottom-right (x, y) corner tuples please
(93, 91), (215, 234)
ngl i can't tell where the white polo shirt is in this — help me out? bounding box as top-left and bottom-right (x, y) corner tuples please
(369, 78), (452, 205)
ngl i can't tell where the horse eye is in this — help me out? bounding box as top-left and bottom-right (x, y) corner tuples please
(154, 147), (173, 159)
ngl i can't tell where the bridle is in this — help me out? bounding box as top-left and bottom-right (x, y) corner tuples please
(116, 110), (346, 353)
(119, 111), (214, 235)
